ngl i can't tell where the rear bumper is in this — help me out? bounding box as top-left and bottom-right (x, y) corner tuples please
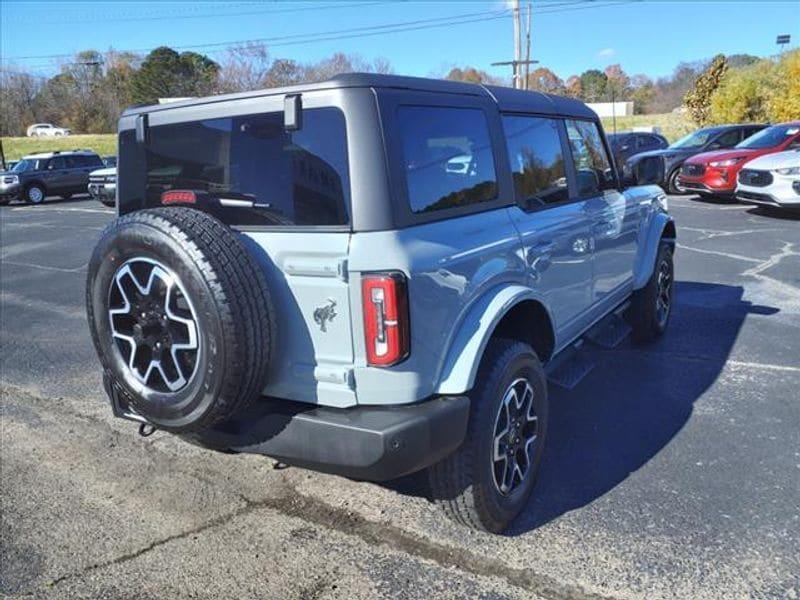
(107, 381), (469, 481)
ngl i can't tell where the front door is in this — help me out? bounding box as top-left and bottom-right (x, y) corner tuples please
(564, 119), (639, 312)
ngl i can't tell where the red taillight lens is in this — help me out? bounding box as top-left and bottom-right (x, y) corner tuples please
(362, 272), (409, 367)
(161, 190), (196, 205)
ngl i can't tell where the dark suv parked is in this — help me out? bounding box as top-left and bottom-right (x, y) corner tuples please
(0, 149), (104, 205)
(607, 132), (668, 170)
(625, 123), (766, 194)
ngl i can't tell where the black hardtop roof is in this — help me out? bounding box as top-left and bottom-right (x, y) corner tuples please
(122, 72), (597, 120)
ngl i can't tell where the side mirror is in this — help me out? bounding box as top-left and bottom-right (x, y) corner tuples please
(622, 156), (664, 187)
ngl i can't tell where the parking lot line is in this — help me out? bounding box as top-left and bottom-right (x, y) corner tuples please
(9, 206), (113, 215)
(1, 259), (88, 273)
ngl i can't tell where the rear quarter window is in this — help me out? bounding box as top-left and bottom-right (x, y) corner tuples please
(123, 107), (351, 227)
(397, 106), (497, 214)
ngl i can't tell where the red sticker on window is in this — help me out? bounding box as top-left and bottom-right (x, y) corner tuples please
(161, 190), (196, 205)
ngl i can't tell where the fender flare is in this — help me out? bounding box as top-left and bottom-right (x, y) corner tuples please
(633, 211), (676, 290)
(435, 284), (553, 395)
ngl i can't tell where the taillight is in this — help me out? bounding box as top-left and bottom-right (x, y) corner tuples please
(161, 190), (196, 205)
(362, 272), (409, 367)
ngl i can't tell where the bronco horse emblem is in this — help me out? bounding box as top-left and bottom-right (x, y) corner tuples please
(313, 298), (337, 332)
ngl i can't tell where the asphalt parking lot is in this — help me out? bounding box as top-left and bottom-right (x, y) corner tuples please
(2, 194), (799, 599)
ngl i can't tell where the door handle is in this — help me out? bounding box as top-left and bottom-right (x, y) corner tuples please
(526, 242), (555, 270)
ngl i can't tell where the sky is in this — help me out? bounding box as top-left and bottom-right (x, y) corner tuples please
(1, 0), (798, 82)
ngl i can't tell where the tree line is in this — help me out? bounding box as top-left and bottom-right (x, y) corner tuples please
(0, 45), (391, 136)
(2, 44), (797, 137)
(445, 50), (798, 122)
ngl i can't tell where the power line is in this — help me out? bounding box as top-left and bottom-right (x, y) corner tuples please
(3, 0), (639, 73)
(3, 7), (513, 62)
(1, 1), (381, 25)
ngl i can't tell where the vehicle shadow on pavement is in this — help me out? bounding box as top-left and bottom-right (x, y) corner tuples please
(508, 281), (778, 535)
(386, 282), (779, 535)
(685, 194), (739, 205)
(1, 194), (94, 208)
(746, 206), (800, 221)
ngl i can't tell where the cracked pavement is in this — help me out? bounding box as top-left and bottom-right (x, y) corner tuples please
(2, 196), (799, 599)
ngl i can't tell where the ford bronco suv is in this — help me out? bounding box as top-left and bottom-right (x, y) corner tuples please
(86, 74), (675, 532)
(0, 149), (104, 205)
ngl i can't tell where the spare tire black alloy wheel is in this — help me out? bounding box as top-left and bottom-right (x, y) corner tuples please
(87, 207), (275, 433)
(108, 257), (199, 393)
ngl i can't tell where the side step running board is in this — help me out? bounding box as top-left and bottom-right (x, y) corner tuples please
(584, 301), (632, 349)
(545, 340), (595, 390)
(545, 301), (632, 389)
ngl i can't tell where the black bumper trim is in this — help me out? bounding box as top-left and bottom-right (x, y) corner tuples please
(108, 380), (470, 481)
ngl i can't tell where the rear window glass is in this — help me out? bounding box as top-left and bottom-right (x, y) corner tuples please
(140, 107), (350, 227)
(398, 106), (497, 214)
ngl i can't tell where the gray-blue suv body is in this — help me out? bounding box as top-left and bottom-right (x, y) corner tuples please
(87, 73), (675, 532)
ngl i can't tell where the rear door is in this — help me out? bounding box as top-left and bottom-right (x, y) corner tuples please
(121, 91), (357, 407)
(42, 156), (68, 192)
(565, 119), (640, 313)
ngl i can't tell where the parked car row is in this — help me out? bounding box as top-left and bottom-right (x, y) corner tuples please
(623, 121), (800, 211)
(0, 149), (116, 206)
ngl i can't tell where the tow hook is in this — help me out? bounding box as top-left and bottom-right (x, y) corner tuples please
(138, 422), (157, 437)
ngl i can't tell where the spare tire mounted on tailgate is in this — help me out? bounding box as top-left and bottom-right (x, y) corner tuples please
(86, 207), (275, 432)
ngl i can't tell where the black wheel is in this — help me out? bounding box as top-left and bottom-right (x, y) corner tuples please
(0, 197), (9, 206)
(667, 168), (687, 195)
(86, 207), (276, 432)
(428, 339), (548, 532)
(100, 198), (115, 208)
(25, 183), (46, 204)
(628, 242), (674, 342)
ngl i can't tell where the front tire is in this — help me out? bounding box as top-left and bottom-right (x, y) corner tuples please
(25, 184), (46, 204)
(667, 168), (687, 195)
(628, 242), (674, 342)
(428, 339), (548, 533)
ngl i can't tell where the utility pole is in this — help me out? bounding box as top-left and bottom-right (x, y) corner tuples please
(512, 0), (521, 88)
(492, 1), (537, 90)
(524, 3), (532, 90)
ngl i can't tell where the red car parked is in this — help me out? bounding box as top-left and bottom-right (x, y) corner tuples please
(678, 122), (800, 197)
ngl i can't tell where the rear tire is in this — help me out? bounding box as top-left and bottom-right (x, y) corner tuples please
(428, 339), (548, 533)
(86, 207), (276, 432)
(628, 242), (674, 342)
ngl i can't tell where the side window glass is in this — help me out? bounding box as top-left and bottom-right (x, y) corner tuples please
(502, 115), (568, 206)
(566, 119), (615, 196)
(65, 156), (81, 168)
(398, 106), (498, 214)
(715, 129), (740, 148)
(49, 157), (66, 170)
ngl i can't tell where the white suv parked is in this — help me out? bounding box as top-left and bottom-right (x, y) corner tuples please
(737, 149), (800, 210)
(26, 123), (71, 137)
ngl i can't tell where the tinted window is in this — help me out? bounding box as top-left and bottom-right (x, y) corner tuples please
(142, 108), (350, 226)
(670, 128), (719, 149)
(637, 135), (655, 148)
(566, 120), (615, 196)
(502, 115), (568, 205)
(398, 106), (497, 214)
(80, 154), (103, 167)
(714, 129), (741, 148)
(48, 156), (66, 170)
